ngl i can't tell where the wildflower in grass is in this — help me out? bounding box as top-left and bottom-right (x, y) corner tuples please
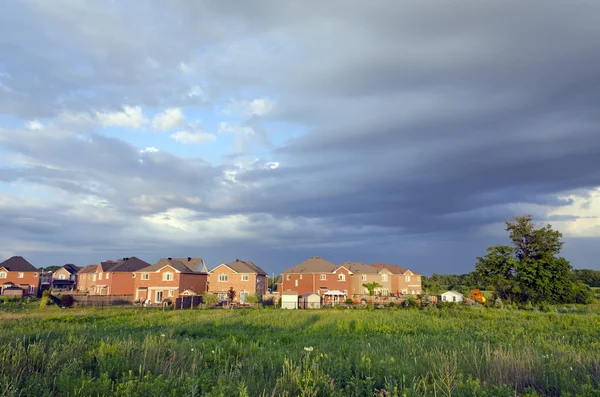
(304, 347), (313, 352)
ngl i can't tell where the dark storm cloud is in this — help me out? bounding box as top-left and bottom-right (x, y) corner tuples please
(1, 1), (600, 272)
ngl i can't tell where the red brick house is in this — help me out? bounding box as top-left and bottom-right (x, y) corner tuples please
(0, 256), (39, 297)
(76, 257), (151, 296)
(52, 264), (80, 291)
(281, 256), (353, 298)
(208, 259), (268, 303)
(133, 257), (209, 304)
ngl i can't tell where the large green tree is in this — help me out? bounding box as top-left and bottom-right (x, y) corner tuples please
(476, 215), (592, 304)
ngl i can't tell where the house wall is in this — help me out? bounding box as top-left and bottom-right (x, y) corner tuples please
(282, 268), (353, 296)
(0, 269), (39, 296)
(350, 273), (393, 295)
(108, 273), (137, 295)
(179, 274), (208, 295)
(208, 265), (263, 302)
(396, 273), (422, 295)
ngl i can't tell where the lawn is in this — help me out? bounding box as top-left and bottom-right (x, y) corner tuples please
(0, 305), (599, 396)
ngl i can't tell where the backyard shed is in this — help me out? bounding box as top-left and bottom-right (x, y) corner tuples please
(281, 291), (299, 309)
(441, 291), (463, 303)
(300, 293), (321, 309)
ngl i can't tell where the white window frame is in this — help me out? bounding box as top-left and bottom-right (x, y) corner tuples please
(99, 273), (103, 280)
(155, 291), (163, 303)
(168, 290), (174, 297)
(361, 274), (367, 281)
(381, 274), (388, 282)
(405, 275), (411, 282)
(286, 275), (291, 280)
(295, 280), (298, 287)
(162, 272), (174, 281)
(241, 274), (249, 281)
(299, 274), (303, 280)
(28, 286), (35, 294)
(17, 272), (24, 279)
(132, 273), (136, 278)
(92, 275), (96, 282)
(218, 274), (228, 282)
(0, 272), (7, 279)
(337, 273), (345, 282)
(59, 274), (65, 280)
(142, 273), (149, 280)
(106, 273), (110, 279)
(320, 274), (326, 280)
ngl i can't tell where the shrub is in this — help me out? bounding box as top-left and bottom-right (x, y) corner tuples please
(39, 297), (52, 309)
(202, 292), (219, 306)
(60, 294), (74, 308)
(345, 298), (354, 305)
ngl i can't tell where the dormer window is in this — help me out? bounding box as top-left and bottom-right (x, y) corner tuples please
(59, 274), (65, 280)
(381, 274), (388, 282)
(0, 272), (6, 279)
(361, 275), (367, 281)
(337, 274), (345, 282)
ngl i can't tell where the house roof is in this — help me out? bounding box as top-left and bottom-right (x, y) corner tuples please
(223, 259), (267, 275)
(369, 263), (417, 275)
(139, 257), (208, 274)
(442, 290), (463, 296)
(77, 264), (98, 274)
(59, 264), (81, 275)
(100, 257), (151, 272)
(0, 256), (37, 272)
(341, 262), (379, 274)
(283, 256), (337, 273)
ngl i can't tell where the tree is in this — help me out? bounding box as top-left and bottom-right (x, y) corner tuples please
(246, 294), (260, 308)
(227, 287), (236, 303)
(476, 215), (591, 304)
(362, 282), (382, 296)
(202, 292), (218, 306)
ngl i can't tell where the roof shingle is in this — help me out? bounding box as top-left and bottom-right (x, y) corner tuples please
(0, 256), (37, 272)
(283, 256), (337, 273)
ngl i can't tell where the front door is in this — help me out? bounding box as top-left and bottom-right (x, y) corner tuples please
(155, 291), (163, 303)
(240, 291), (248, 304)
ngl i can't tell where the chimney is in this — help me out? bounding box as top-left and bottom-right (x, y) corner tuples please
(236, 259), (239, 262)
(187, 257), (191, 261)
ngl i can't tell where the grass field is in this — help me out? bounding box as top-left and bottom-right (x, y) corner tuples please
(0, 304), (599, 396)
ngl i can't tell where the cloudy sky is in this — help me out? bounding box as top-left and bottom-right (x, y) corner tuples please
(1, 1), (600, 274)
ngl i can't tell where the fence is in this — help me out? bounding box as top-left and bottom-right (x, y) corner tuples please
(61, 293), (134, 308)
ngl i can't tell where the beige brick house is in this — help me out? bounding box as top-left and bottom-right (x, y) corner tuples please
(208, 259), (267, 303)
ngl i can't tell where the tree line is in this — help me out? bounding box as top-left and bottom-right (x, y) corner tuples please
(424, 215), (597, 304)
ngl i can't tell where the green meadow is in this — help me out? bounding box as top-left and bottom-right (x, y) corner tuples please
(0, 305), (599, 397)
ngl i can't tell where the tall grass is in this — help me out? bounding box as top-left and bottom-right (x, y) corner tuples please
(0, 306), (598, 396)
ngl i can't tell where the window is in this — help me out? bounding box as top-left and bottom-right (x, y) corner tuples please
(168, 290), (174, 297)
(28, 286), (35, 294)
(452, 296), (456, 302)
(405, 275), (411, 282)
(70, 275), (76, 281)
(18, 272), (24, 279)
(92, 275), (96, 282)
(381, 289), (389, 296)
(337, 273), (345, 281)
(295, 280), (298, 287)
(286, 275), (291, 280)
(381, 274), (388, 282)
(361, 274), (367, 281)
(0, 272), (7, 279)
(343, 289), (348, 295)
(132, 273), (136, 278)
(142, 273), (149, 280)
(59, 274), (65, 280)
(218, 274), (228, 282)
(163, 272), (174, 281)
(99, 273), (103, 280)
(155, 291), (163, 302)
(242, 274), (249, 281)
(106, 273), (110, 279)
(240, 291), (249, 304)
(364, 288), (369, 294)
(299, 275), (303, 280)
(34, 273), (38, 277)
(320, 274), (326, 280)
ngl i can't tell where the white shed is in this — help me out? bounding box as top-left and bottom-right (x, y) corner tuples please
(300, 293), (321, 309)
(281, 291), (299, 309)
(441, 291), (464, 303)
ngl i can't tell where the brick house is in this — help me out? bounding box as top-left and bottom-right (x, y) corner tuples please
(281, 257), (353, 297)
(52, 264), (80, 291)
(76, 257), (151, 296)
(370, 263), (422, 295)
(343, 262), (394, 296)
(208, 259), (268, 303)
(133, 257), (209, 304)
(0, 256), (39, 297)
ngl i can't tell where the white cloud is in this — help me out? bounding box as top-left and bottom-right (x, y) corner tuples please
(218, 121), (255, 136)
(25, 120), (43, 130)
(171, 130), (217, 144)
(222, 98), (274, 117)
(96, 106), (148, 128)
(152, 107), (185, 131)
(188, 85), (207, 100)
(179, 62), (192, 73)
(549, 188), (600, 237)
(56, 111), (95, 127)
(140, 146), (159, 154)
(264, 161), (279, 170)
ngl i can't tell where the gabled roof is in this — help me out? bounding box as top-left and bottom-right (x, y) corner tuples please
(78, 264), (98, 274)
(138, 257), (208, 274)
(59, 264), (81, 275)
(0, 256), (37, 272)
(100, 257), (151, 272)
(283, 256), (337, 273)
(225, 259), (267, 275)
(369, 263), (417, 275)
(340, 262), (378, 274)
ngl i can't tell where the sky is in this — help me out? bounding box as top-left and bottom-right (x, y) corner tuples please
(1, 0), (600, 275)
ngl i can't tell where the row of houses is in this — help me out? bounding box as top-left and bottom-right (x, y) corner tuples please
(0, 255), (423, 305)
(0, 256), (268, 304)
